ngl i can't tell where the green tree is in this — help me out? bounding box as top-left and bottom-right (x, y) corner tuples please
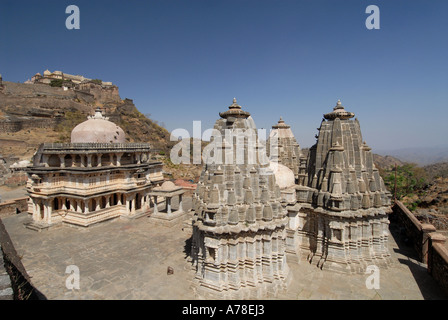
(383, 163), (428, 201)
(50, 79), (63, 87)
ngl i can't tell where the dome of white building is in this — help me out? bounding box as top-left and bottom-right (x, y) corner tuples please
(71, 108), (126, 143)
(269, 161), (295, 189)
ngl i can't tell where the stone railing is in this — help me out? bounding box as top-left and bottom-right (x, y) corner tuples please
(392, 200), (436, 262)
(427, 233), (448, 295)
(392, 200), (448, 295)
(41, 142), (154, 152)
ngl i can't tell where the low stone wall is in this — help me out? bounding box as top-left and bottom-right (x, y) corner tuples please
(3, 172), (28, 187)
(0, 197), (29, 219)
(428, 234), (448, 295)
(392, 201), (436, 262)
(392, 200), (448, 295)
(0, 117), (62, 133)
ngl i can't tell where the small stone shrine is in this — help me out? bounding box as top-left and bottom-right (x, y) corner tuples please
(148, 180), (186, 226)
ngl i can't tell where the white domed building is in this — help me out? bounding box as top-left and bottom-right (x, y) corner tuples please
(71, 108), (126, 143)
(25, 108), (165, 230)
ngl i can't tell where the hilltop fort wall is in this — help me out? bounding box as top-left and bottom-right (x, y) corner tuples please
(0, 118), (63, 133)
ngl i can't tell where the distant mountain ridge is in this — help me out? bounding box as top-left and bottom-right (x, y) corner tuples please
(375, 146), (448, 166)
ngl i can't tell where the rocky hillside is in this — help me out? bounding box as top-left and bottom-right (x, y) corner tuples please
(0, 80), (171, 160)
(373, 154), (405, 170)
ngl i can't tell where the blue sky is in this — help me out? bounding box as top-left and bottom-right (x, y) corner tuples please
(1, 0), (447, 151)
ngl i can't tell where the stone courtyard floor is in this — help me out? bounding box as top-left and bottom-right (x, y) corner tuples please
(1, 196), (447, 300)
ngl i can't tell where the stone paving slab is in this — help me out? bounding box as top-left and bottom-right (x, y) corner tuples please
(1, 200), (448, 300)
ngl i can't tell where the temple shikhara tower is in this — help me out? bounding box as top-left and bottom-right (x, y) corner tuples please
(290, 100), (392, 273)
(25, 108), (164, 230)
(266, 117), (303, 182)
(190, 99), (290, 298)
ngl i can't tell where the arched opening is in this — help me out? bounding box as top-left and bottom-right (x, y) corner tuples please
(48, 154), (60, 167)
(64, 154), (72, 167)
(135, 193), (141, 210)
(39, 203), (44, 220)
(91, 155), (98, 167)
(74, 154), (82, 167)
(53, 198), (59, 211)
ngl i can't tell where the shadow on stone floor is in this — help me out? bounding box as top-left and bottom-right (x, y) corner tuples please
(389, 218), (448, 300)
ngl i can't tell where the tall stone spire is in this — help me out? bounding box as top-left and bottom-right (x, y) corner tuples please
(190, 99), (289, 298)
(266, 117), (302, 181)
(294, 99), (392, 273)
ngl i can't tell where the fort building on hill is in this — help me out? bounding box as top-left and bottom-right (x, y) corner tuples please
(25, 69), (113, 87)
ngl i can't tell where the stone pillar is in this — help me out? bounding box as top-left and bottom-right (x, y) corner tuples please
(95, 198), (101, 211)
(131, 196), (136, 215)
(47, 201), (52, 224)
(422, 223), (437, 263)
(178, 194), (183, 212)
(77, 200), (83, 213)
(106, 196), (111, 208)
(87, 154), (92, 168)
(59, 155), (65, 168)
(42, 155), (49, 167)
(97, 154), (103, 167)
(43, 202), (48, 223)
(32, 199), (38, 221)
(153, 196), (158, 214)
(84, 200), (89, 214)
(166, 197), (172, 214)
(116, 153), (123, 166)
(80, 155), (85, 168)
(125, 196), (130, 214)
(140, 194), (144, 210)
(71, 154), (76, 167)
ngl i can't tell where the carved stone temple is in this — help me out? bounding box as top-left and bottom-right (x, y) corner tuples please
(266, 117), (303, 182)
(190, 98), (290, 298)
(288, 100), (393, 273)
(190, 98), (392, 297)
(25, 107), (164, 230)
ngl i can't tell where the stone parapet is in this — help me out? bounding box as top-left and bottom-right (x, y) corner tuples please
(428, 233), (448, 295)
(392, 200), (435, 262)
(39, 142), (153, 153)
(0, 197), (29, 219)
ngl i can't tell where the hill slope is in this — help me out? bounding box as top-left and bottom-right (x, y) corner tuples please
(0, 80), (171, 160)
